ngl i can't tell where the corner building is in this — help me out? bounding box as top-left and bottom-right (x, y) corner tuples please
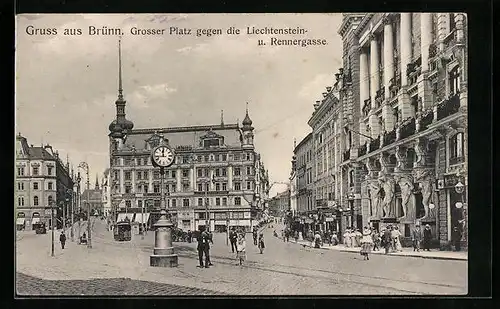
(107, 42), (269, 233)
(338, 13), (467, 249)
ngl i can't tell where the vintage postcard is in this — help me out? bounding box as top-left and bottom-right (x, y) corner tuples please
(15, 13), (468, 296)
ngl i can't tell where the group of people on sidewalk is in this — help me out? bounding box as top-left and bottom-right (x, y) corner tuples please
(228, 227), (266, 266)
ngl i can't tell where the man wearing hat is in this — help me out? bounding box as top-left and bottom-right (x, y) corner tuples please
(423, 224), (432, 251)
(412, 223), (423, 252)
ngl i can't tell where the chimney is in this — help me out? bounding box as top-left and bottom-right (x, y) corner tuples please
(326, 86), (332, 92)
(322, 92), (327, 98)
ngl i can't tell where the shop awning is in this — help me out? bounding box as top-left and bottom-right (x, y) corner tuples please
(133, 213), (150, 224)
(16, 218), (25, 225)
(117, 213), (133, 222)
(32, 218), (41, 224)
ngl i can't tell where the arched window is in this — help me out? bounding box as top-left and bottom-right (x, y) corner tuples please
(34, 196), (39, 206)
(449, 66), (460, 95)
(47, 195), (53, 205)
(449, 132), (465, 164)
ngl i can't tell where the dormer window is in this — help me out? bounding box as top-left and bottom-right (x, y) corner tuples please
(200, 129), (224, 148)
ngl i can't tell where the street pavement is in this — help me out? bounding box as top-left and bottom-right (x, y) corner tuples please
(15, 219), (467, 296)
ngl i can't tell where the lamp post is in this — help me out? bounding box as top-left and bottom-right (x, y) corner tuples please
(150, 139), (178, 267)
(454, 179), (466, 240)
(78, 162), (91, 249)
(347, 193), (355, 229)
(50, 199), (55, 257)
(70, 187), (75, 242)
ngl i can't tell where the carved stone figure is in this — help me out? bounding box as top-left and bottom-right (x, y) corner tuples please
(394, 174), (414, 221)
(368, 179), (382, 220)
(395, 146), (408, 172)
(379, 174), (395, 218)
(414, 169), (434, 221)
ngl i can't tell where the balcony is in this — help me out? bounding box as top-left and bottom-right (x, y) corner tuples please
(375, 88), (385, 108)
(362, 99), (371, 117)
(419, 110), (434, 132)
(429, 43), (438, 59)
(343, 149), (350, 162)
(358, 144), (367, 157)
(399, 118), (416, 140)
(369, 137), (380, 153)
(389, 75), (401, 98)
(450, 156), (465, 165)
(437, 94), (460, 121)
(383, 129), (396, 145)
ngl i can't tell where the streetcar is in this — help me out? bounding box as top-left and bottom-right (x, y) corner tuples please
(113, 221), (132, 241)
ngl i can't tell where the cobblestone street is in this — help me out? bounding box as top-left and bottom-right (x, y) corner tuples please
(15, 220), (467, 296)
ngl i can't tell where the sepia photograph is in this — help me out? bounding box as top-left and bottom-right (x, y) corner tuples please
(15, 13), (468, 296)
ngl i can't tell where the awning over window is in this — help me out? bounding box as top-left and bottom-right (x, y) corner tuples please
(117, 213), (133, 222)
(133, 213), (150, 224)
(16, 218), (25, 225)
(32, 218), (41, 224)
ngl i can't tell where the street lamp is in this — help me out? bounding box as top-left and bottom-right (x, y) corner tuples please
(78, 162), (91, 249)
(150, 139), (178, 267)
(455, 181), (465, 194)
(347, 193), (355, 229)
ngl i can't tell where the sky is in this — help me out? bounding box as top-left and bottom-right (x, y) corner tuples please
(15, 14), (343, 197)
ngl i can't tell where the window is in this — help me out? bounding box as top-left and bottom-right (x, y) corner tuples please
(136, 184), (142, 193)
(172, 199), (177, 208)
(214, 212), (226, 220)
(205, 198), (210, 206)
(182, 183), (190, 192)
(234, 182), (241, 191)
(222, 168), (227, 176)
(246, 181), (252, 190)
(144, 185), (149, 193)
(183, 199), (190, 207)
(32, 167), (39, 176)
(197, 169), (202, 177)
(34, 196), (39, 206)
(216, 198), (221, 206)
(138, 200), (143, 208)
(449, 67), (460, 95)
(125, 200), (132, 208)
(48, 182), (53, 190)
(215, 183), (220, 191)
(17, 182), (24, 191)
(222, 197), (227, 206)
(198, 198), (203, 206)
(153, 183), (160, 193)
(125, 185), (132, 193)
(125, 171), (131, 180)
(171, 171), (176, 178)
(222, 154), (227, 161)
(349, 170), (354, 187)
(182, 169), (189, 177)
(449, 13), (456, 31)
(232, 211), (244, 219)
(234, 153), (240, 161)
(215, 154), (220, 162)
(234, 167), (241, 176)
(199, 212), (206, 220)
(182, 156), (189, 164)
(153, 171), (160, 179)
(215, 169), (220, 177)
(235, 197), (241, 205)
(204, 169), (209, 177)
(33, 182), (39, 190)
(18, 197), (24, 207)
(246, 153), (251, 161)
(171, 184), (176, 193)
(204, 183), (209, 191)
(246, 166), (252, 175)
(449, 132), (465, 164)
(17, 167), (25, 176)
(204, 139), (220, 148)
(222, 182), (227, 191)
(47, 167), (53, 175)
(198, 183), (203, 191)
(204, 155), (209, 162)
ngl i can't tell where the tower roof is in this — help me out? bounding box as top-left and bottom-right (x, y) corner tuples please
(242, 102), (253, 130)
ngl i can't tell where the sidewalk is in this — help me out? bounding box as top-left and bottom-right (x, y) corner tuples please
(279, 237), (467, 261)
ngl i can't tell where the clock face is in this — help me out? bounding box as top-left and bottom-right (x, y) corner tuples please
(152, 146), (174, 167)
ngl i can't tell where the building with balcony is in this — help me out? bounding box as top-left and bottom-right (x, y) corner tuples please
(15, 134), (75, 230)
(338, 13), (467, 249)
(107, 41), (269, 233)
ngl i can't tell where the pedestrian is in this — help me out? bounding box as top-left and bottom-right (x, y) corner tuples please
(412, 224), (422, 252)
(285, 228), (290, 242)
(331, 231), (338, 246)
(452, 226), (462, 251)
(258, 233), (265, 254)
(350, 228), (358, 247)
(393, 226), (403, 252)
(253, 228), (258, 246)
(236, 233), (246, 266)
(355, 229), (362, 247)
(294, 230), (299, 242)
(197, 227), (209, 268)
(324, 230), (331, 246)
(187, 230), (192, 243)
(203, 229), (214, 267)
(314, 230), (322, 248)
(423, 224), (432, 251)
(229, 228), (238, 253)
(360, 226), (373, 260)
(372, 228), (380, 251)
(382, 227), (392, 254)
(59, 231), (67, 249)
(343, 228), (352, 248)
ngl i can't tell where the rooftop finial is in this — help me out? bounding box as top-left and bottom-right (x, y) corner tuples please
(293, 138), (297, 149)
(220, 110), (224, 126)
(246, 102), (249, 115)
(118, 37), (123, 101)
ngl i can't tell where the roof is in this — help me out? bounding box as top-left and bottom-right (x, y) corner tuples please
(122, 124), (243, 151)
(28, 147), (55, 160)
(294, 132), (313, 153)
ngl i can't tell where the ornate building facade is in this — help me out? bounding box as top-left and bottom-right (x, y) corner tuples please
(80, 175), (104, 216)
(15, 134), (74, 229)
(107, 41), (269, 233)
(337, 13), (467, 248)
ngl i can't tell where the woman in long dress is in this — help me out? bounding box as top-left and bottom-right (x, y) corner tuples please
(343, 228), (352, 247)
(392, 226), (403, 252)
(236, 233), (247, 265)
(360, 226), (373, 260)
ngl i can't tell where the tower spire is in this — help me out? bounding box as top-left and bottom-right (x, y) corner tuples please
(95, 173), (99, 190)
(118, 37), (124, 101)
(246, 102), (249, 115)
(220, 110), (224, 126)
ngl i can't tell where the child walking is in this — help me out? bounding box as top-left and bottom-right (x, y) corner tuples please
(258, 233), (265, 254)
(236, 233), (246, 265)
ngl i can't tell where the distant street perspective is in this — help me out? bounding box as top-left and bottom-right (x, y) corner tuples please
(16, 218), (466, 295)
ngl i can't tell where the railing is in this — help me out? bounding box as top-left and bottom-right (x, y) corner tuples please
(419, 110), (434, 131)
(450, 156), (465, 165)
(383, 129), (396, 145)
(369, 137), (380, 153)
(429, 43), (438, 59)
(375, 88), (385, 108)
(358, 144), (367, 157)
(437, 94), (460, 120)
(389, 76), (401, 98)
(343, 149), (350, 162)
(399, 118), (416, 140)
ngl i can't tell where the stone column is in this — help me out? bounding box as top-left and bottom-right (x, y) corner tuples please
(359, 49), (370, 111)
(454, 13), (465, 43)
(383, 16), (394, 99)
(119, 168), (124, 194)
(189, 168), (194, 191)
(176, 168), (181, 192)
(400, 13), (412, 87)
(437, 13), (451, 52)
(420, 13), (433, 72)
(369, 34), (380, 109)
(228, 166), (233, 190)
